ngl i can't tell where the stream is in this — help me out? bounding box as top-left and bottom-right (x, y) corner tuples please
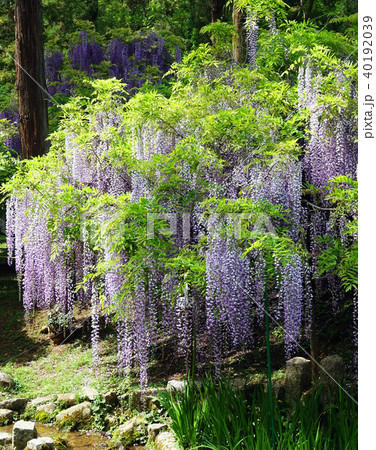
(0, 423), (146, 449)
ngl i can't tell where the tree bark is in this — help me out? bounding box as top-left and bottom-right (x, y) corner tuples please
(232, 4), (244, 63)
(15, 0), (49, 159)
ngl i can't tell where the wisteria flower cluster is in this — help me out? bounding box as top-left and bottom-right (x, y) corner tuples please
(4, 17), (357, 386)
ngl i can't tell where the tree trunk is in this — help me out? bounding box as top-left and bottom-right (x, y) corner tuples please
(15, 0), (49, 159)
(232, 4), (244, 63)
(211, 0), (224, 23)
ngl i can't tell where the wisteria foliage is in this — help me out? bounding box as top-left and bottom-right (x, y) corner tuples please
(4, 19), (358, 385)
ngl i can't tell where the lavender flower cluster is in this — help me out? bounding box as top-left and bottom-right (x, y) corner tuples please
(45, 31), (178, 99)
(5, 22), (358, 384)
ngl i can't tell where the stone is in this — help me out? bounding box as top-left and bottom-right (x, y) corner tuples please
(113, 416), (146, 446)
(81, 386), (99, 401)
(26, 436), (54, 449)
(102, 390), (118, 405)
(105, 414), (118, 428)
(243, 380), (264, 398)
(12, 420), (37, 450)
(132, 388), (165, 411)
(30, 395), (54, 407)
(154, 431), (178, 450)
(0, 397), (27, 411)
(166, 379), (201, 393)
(0, 408), (14, 425)
(0, 431), (12, 446)
(148, 423), (168, 441)
(319, 354), (345, 405)
(55, 401), (92, 429)
(166, 380), (186, 392)
(0, 372), (14, 390)
(285, 357), (311, 406)
(231, 378), (246, 390)
(263, 380), (285, 403)
(57, 393), (76, 406)
(36, 402), (56, 415)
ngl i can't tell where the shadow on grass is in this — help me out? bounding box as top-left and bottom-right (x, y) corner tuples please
(0, 237), (50, 366)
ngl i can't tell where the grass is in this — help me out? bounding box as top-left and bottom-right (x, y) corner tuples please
(159, 374), (358, 450)
(0, 340), (121, 398)
(0, 235), (126, 400)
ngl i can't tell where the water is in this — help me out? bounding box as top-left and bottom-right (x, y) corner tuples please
(0, 423), (146, 449)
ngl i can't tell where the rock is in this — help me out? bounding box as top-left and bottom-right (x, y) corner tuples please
(0, 408), (14, 425)
(57, 393), (76, 406)
(166, 379), (201, 393)
(36, 402), (56, 415)
(319, 354), (345, 405)
(132, 388), (165, 411)
(105, 414), (118, 428)
(113, 416), (146, 446)
(285, 357), (311, 406)
(81, 386), (99, 401)
(148, 423), (168, 441)
(103, 390), (118, 405)
(263, 380), (285, 403)
(0, 372), (14, 390)
(231, 378), (247, 390)
(26, 436), (54, 449)
(154, 431), (178, 450)
(0, 431), (12, 446)
(0, 397), (27, 411)
(55, 401), (92, 429)
(166, 380), (186, 392)
(30, 395), (54, 407)
(12, 420), (37, 450)
(243, 380), (264, 398)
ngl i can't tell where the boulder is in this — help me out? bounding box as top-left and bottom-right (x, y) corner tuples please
(113, 416), (146, 446)
(148, 423), (168, 441)
(166, 380), (186, 393)
(57, 393), (76, 406)
(319, 354), (345, 405)
(0, 431), (12, 446)
(285, 357), (311, 406)
(166, 379), (201, 393)
(36, 402), (56, 415)
(132, 388), (165, 411)
(30, 395), (54, 407)
(155, 431), (178, 450)
(55, 401), (92, 429)
(103, 390), (118, 405)
(0, 408), (14, 425)
(27, 436), (54, 449)
(0, 397), (27, 411)
(263, 380), (285, 403)
(243, 380), (264, 398)
(230, 378), (247, 390)
(81, 386), (98, 401)
(0, 372), (14, 390)
(12, 420), (37, 450)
